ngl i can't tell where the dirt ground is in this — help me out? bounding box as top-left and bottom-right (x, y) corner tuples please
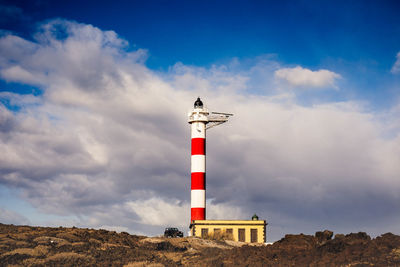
(1, 223), (400, 266)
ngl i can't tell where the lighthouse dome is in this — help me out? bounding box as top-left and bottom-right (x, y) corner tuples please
(194, 97), (203, 109)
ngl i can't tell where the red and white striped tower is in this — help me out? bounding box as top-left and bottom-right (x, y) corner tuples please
(188, 97), (208, 221)
(188, 97), (232, 224)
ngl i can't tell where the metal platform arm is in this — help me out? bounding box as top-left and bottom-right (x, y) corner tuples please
(206, 112), (233, 130)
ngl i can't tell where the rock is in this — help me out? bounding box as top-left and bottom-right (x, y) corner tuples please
(334, 234), (345, 240)
(315, 230), (333, 244)
(345, 232), (371, 240)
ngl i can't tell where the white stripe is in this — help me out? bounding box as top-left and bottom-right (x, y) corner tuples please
(191, 155), (205, 172)
(191, 122), (206, 138)
(191, 190), (206, 208)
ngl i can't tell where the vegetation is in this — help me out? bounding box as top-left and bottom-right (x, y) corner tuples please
(1, 223), (400, 266)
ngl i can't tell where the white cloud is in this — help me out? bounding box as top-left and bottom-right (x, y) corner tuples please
(274, 66), (341, 88)
(126, 198), (189, 227)
(1, 65), (45, 85)
(0, 19), (400, 241)
(391, 52), (400, 74)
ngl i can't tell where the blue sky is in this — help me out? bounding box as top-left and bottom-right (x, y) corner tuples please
(2, 0), (400, 107)
(0, 0), (400, 241)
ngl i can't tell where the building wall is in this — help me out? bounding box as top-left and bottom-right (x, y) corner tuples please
(191, 220), (267, 243)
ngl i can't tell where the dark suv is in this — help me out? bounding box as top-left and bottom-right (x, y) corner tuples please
(164, 227), (183, 238)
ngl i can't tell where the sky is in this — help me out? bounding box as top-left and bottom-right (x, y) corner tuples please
(0, 0), (399, 242)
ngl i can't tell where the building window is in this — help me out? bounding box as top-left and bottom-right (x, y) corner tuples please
(251, 228), (258, 243)
(201, 228), (208, 238)
(238, 228), (245, 242)
(214, 228), (221, 234)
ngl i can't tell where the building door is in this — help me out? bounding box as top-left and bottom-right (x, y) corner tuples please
(251, 229), (258, 243)
(201, 228), (208, 238)
(238, 228), (245, 242)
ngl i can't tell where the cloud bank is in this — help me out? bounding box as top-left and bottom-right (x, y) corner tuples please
(0, 19), (399, 241)
(0, 207), (30, 225)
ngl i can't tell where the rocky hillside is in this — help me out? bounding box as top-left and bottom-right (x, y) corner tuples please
(1, 223), (400, 266)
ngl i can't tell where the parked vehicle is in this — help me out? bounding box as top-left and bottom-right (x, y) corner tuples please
(164, 227), (183, 238)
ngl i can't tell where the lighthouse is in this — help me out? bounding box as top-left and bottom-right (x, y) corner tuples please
(188, 97), (232, 222)
(188, 98), (267, 243)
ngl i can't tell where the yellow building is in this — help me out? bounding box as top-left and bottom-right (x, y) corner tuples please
(190, 215), (267, 243)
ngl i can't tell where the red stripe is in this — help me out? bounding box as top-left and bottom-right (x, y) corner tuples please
(191, 208), (205, 221)
(191, 138), (205, 155)
(191, 173), (206, 190)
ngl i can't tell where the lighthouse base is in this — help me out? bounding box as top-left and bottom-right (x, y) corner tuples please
(190, 219), (267, 244)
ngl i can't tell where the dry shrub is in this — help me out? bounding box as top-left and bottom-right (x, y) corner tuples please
(1, 237), (16, 245)
(2, 248), (37, 257)
(0, 233), (8, 239)
(17, 226), (32, 232)
(47, 252), (89, 261)
(1, 245), (49, 258)
(205, 230), (234, 241)
(56, 232), (81, 242)
(33, 236), (70, 246)
(23, 257), (43, 266)
(14, 241), (30, 247)
(124, 261), (165, 267)
(47, 252), (94, 265)
(99, 242), (129, 250)
(391, 248), (400, 259)
(23, 257), (55, 267)
(33, 236), (55, 243)
(22, 252), (94, 266)
(33, 245), (49, 256)
(89, 238), (101, 245)
(71, 241), (87, 247)
(13, 233), (30, 240)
